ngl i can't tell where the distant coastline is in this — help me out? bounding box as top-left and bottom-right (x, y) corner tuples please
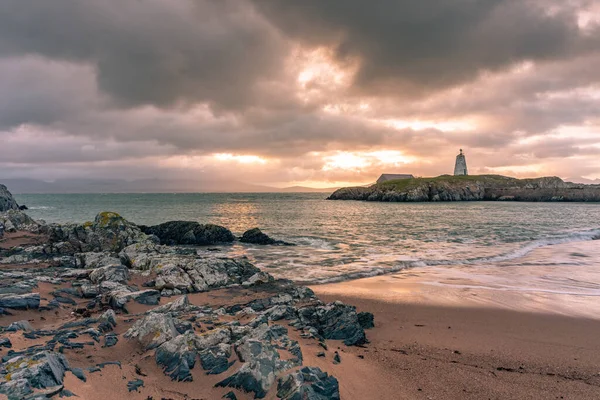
(327, 175), (600, 202)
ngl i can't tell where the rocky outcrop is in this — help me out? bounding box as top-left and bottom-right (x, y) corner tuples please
(240, 228), (295, 246)
(0, 207), (375, 398)
(47, 211), (156, 254)
(140, 221), (235, 246)
(328, 175), (600, 202)
(0, 184), (19, 212)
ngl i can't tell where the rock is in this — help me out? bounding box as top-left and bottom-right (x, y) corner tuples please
(70, 367), (86, 382)
(242, 272), (274, 288)
(76, 252), (121, 269)
(199, 343), (234, 375)
(155, 331), (198, 382)
(216, 337), (294, 398)
(108, 289), (160, 309)
(140, 221), (235, 246)
(103, 333), (118, 348)
(0, 338), (12, 348)
(223, 392), (238, 400)
(97, 309), (117, 332)
(0, 351), (69, 397)
(148, 295), (189, 314)
(89, 264), (130, 284)
(0, 184), (19, 212)
(0, 293), (40, 310)
(18, 205), (28, 211)
(5, 320), (34, 332)
(240, 228), (294, 246)
(127, 378), (144, 392)
(277, 367), (340, 400)
(124, 313), (179, 350)
(48, 211), (155, 254)
(357, 312), (375, 329)
(297, 302), (367, 346)
(333, 351), (341, 364)
(0, 210), (41, 233)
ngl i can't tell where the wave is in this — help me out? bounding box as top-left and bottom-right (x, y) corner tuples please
(304, 227), (600, 285)
(26, 206), (55, 210)
(439, 227), (600, 266)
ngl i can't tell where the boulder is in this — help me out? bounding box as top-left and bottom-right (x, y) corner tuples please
(140, 221), (235, 246)
(240, 228), (294, 246)
(0, 210), (41, 233)
(148, 295), (189, 314)
(277, 367), (340, 400)
(97, 309), (117, 332)
(216, 339), (292, 398)
(76, 252), (121, 269)
(0, 351), (69, 398)
(0, 184), (19, 212)
(108, 289), (160, 309)
(5, 320), (34, 332)
(297, 301), (368, 346)
(242, 272), (274, 287)
(0, 293), (40, 310)
(48, 211), (155, 254)
(155, 331), (198, 382)
(357, 311), (375, 329)
(89, 264), (129, 284)
(124, 313), (178, 350)
(199, 343), (234, 375)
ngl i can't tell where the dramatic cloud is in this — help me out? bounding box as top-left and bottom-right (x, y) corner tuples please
(0, 0), (599, 189)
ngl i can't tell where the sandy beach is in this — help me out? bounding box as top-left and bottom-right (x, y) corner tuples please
(311, 263), (600, 399)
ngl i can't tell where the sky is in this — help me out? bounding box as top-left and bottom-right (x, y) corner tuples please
(1, 0), (600, 189)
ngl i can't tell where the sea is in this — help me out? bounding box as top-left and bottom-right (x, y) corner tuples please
(14, 192), (600, 309)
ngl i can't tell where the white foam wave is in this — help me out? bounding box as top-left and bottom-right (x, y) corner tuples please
(26, 206), (55, 210)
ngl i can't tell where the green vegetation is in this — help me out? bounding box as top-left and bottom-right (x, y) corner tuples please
(376, 174), (531, 191)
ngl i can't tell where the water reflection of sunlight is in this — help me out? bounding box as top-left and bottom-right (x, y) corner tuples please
(210, 201), (260, 233)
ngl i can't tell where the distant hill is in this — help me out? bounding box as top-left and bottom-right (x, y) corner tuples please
(0, 178), (338, 194)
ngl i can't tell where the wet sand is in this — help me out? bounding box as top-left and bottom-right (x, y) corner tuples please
(311, 273), (600, 399)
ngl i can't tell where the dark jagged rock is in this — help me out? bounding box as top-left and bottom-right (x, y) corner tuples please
(0, 184), (19, 212)
(328, 175), (600, 203)
(127, 378), (144, 392)
(240, 228), (295, 246)
(223, 392), (238, 400)
(199, 344), (234, 375)
(124, 313), (178, 350)
(103, 333), (118, 348)
(333, 351), (341, 364)
(0, 351), (69, 399)
(97, 309), (117, 332)
(47, 211), (155, 254)
(0, 293), (40, 310)
(297, 301), (368, 346)
(140, 221), (235, 246)
(277, 367), (340, 400)
(357, 312), (375, 329)
(0, 338), (12, 348)
(5, 320), (34, 332)
(155, 331), (198, 382)
(18, 205), (28, 211)
(89, 264), (130, 284)
(70, 367), (86, 382)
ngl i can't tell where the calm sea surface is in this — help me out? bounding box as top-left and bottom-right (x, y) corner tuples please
(14, 193), (600, 296)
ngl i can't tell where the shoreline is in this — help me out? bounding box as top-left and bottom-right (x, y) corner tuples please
(311, 287), (600, 399)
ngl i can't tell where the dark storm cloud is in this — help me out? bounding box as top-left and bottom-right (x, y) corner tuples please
(251, 0), (598, 95)
(0, 0), (599, 184)
(0, 0), (287, 109)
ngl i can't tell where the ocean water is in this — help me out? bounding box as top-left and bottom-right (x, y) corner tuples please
(14, 193), (600, 295)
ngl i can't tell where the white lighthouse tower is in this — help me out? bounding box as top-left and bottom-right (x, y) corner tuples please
(454, 149), (468, 176)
